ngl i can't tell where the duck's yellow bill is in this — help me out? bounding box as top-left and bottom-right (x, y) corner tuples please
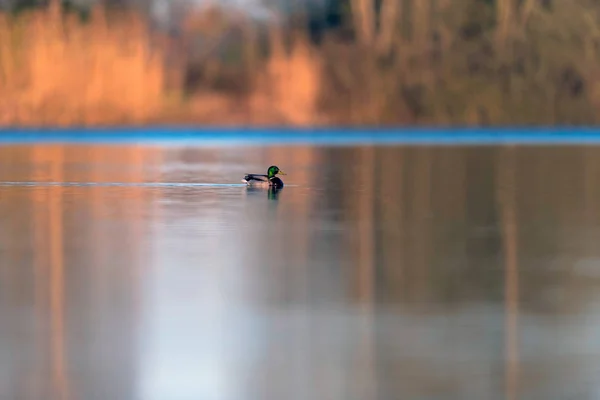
(278, 170), (287, 175)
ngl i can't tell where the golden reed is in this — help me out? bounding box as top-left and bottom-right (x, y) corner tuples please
(0, 3), (322, 126)
(0, 4), (165, 126)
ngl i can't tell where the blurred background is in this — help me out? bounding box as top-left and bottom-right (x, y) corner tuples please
(0, 0), (595, 126)
(3, 1), (600, 400)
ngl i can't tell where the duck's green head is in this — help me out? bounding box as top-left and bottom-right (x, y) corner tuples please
(267, 165), (286, 178)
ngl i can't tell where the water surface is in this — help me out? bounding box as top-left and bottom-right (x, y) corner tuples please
(1, 144), (600, 400)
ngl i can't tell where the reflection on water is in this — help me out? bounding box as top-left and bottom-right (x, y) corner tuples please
(1, 144), (600, 400)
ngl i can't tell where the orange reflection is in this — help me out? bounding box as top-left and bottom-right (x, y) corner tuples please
(26, 143), (163, 400)
(357, 146), (374, 304)
(411, 148), (432, 301)
(30, 145), (70, 400)
(497, 147), (519, 400)
(356, 146), (376, 398)
(48, 147), (68, 400)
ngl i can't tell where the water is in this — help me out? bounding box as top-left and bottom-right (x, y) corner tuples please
(1, 143), (600, 400)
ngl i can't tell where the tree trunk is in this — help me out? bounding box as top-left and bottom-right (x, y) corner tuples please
(351, 0), (376, 45)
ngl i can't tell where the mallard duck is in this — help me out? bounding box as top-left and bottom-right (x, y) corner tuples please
(242, 165), (286, 189)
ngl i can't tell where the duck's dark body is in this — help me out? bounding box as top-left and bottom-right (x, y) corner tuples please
(269, 176), (284, 189)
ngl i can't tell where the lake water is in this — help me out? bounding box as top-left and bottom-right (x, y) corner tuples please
(1, 141), (600, 400)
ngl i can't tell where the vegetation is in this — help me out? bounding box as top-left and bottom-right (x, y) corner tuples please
(1, 0), (600, 125)
(0, 3), (164, 125)
(317, 0), (600, 124)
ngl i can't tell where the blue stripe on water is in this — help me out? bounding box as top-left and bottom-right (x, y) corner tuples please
(1, 127), (600, 145)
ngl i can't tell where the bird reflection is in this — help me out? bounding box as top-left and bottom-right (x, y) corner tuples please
(267, 187), (281, 200)
(245, 186), (282, 201)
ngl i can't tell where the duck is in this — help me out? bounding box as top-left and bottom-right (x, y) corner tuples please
(242, 165), (286, 189)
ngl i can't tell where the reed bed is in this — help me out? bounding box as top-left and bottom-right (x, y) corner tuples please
(0, 4), (164, 125)
(1, 0), (600, 126)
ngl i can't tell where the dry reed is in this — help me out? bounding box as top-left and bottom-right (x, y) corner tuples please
(0, 4), (165, 126)
(2, 0), (599, 126)
(250, 27), (322, 125)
